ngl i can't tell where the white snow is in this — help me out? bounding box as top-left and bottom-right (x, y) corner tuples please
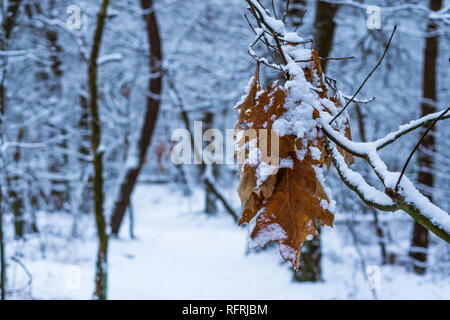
(97, 53), (123, 65)
(368, 150), (450, 234)
(255, 162), (277, 188)
(280, 158), (294, 169)
(233, 75), (256, 110)
(329, 143), (395, 207)
(282, 32), (304, 43)
(310, 146), (321, 161)
(248, 0), (286, 35)
(9, 184), (449, 300)
(249, 222), (286, 249)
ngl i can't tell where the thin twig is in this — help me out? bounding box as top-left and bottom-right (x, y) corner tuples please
(245, 14), (279, 51)
(282, 0), (290, 22)
(248, 41), (284, 72)
(271, 0), (277, 19)
(273, 33), (288, 65)
(329, 25), (397, 124)
(246, 0), (288, 71)
(343, 95), (375, 104)
(244, 14), (257, 35)
(248, 52), (282, 71)
(247, 5), (283, 70)
(395, 106), (450, 191)
(295, 56), (355, 63)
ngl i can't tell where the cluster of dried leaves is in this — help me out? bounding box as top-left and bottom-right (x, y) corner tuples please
(235, 51), (353, 269)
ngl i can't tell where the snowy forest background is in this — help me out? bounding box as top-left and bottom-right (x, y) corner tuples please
(0, 0), (449, 300)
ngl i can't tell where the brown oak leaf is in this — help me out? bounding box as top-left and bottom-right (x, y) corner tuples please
(235, 51), (352, 269)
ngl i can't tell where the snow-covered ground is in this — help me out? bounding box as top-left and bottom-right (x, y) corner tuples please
(6, 184), (450, 300)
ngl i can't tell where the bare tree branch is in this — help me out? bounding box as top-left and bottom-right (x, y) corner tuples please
(329, 25), (397, 124)
(395, 106), (449, 190)
(321, 109), (450, 157)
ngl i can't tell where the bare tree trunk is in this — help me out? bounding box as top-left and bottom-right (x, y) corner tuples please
(202, 111), (218, 214)
(0, 0), (23, 299)
(0, 0), (22, 114)
(1, 0), (24, 239)
(41, 0), (69, 211)
(110, 0), (163, 236)
(78, 93), (93, 215)
(128, 204), (135, 239)
(293, 229), (322, 282)
(409, 0), (442, 275)
(9, 128), (25, 238)
(293, 0), (338, 282)
(284, 0), (307, 27)
(0, 191), (5, 300)
(0, 54), (5, 297)
(88, 0), (110, 300)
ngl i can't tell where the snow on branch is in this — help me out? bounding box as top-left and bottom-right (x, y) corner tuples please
(342, 94), (375, 104)
(321, 112), (450, 243)
(367, 150), (450, 243)
(321, 109), (450, 156)
(328, 141), (397, 211)
(374, 109), (450, 150)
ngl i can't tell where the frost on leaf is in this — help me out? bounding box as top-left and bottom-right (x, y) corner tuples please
(235, 50), (353, 269)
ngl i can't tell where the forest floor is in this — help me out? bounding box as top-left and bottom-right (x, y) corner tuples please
(6, 184), (450, 299)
